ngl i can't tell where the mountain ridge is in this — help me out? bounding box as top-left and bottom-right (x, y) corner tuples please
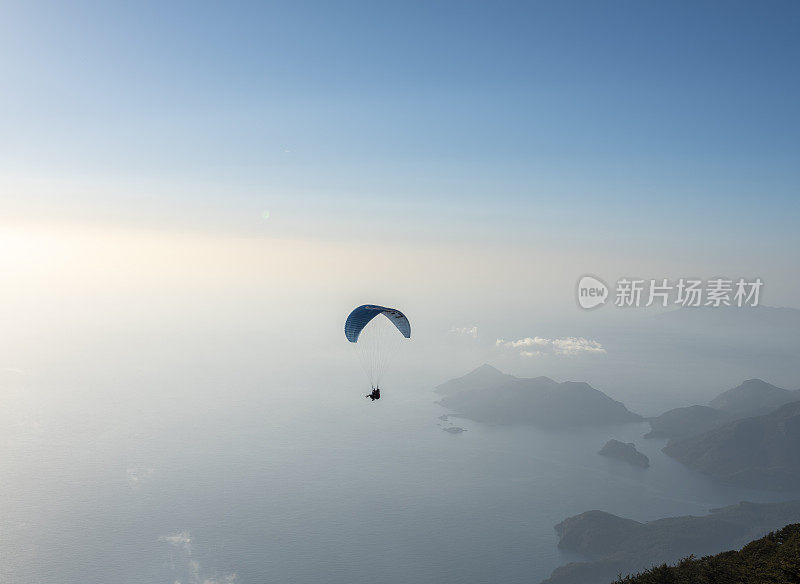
(663, 401), (800, 490)
(644, 378), (800, 441)
(436, 365), (641, 427)
(709, 378), (800, 417)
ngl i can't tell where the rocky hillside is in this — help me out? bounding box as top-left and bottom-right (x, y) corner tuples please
(613, 523), (800, 584)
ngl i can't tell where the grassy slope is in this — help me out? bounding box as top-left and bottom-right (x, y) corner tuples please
(613, 523), (800, 584)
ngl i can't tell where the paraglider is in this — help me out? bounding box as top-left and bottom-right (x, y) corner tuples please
(344, 304), (411, 400)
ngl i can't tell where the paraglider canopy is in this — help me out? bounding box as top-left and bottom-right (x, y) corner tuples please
(344, 305), (411, 343)
(344, 304), (411, 389)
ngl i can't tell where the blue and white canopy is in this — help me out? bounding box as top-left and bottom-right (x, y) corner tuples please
(344, 305), (411, 343)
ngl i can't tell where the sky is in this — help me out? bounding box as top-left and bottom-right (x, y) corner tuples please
(2, 1), (798, 242)
(1, 1), (799, 400)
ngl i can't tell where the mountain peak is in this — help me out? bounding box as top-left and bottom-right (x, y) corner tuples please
(710, 379), (798, 417)
(471, 363), (502, 375)
(434, 363), (514, 396)
(740, 378), (779, 388)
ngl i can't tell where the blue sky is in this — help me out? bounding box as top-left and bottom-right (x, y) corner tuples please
(2, 1), (798, 250)
(1, 1), (799, 407)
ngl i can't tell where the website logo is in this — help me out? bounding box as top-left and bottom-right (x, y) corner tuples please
(577, 275), (609, 310)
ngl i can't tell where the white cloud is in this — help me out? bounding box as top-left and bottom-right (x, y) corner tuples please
(500, 336), (551, 348)
(159, 531), (237, 584)
(497, 336), (607, 357)
(551, 337), (607, 355)
(449, 326), (478, 338)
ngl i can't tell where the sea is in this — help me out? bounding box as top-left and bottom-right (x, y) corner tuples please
(0, 376), (796, 584)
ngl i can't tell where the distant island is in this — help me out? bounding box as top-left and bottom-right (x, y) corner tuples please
(612, 523), (800, 584)
(541, 500), (800, 584)
(638, 379), (800, 490)
(436, 365), (641, 427)
(663, 401), (800, 490)
(598, 439), (649, 468)
(645, 378), (799, 442)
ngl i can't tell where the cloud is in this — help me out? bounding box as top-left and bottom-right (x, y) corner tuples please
(449, 326), (478, 338)
(550, 337), (607, 355)
(496, 336), (550, 348)
(497, 336), (606, 357)
(159, 531), (237, 584)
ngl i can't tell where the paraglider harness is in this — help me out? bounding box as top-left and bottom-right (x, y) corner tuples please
(366, 386), (381, 401)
